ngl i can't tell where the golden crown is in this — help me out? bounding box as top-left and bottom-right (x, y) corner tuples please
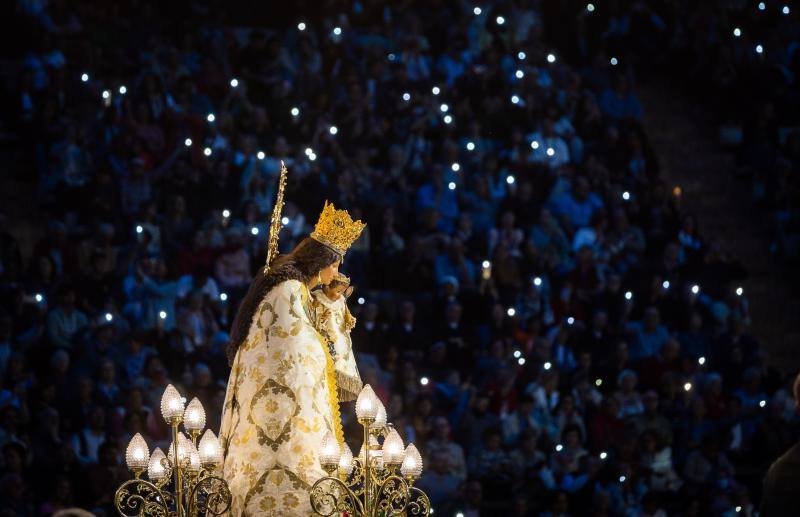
(310, 201), (366, 256)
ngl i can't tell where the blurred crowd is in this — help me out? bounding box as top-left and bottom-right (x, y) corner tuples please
(2, 0), (799, 515)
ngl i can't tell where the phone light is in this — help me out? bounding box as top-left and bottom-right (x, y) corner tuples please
(759, 399), (767, 408)
(733, 27), (742, 37)
(105, 313), (113, 322)
(308, 152), (317, 161)
(329, 126), (338, 135)
(451, 162), (460, 172)
(220, 293), (228, 302)
(447, 182), (457, 191)
(291, 106), (300, 117)
(517, 357), (526, 366)
(206, 113), (215, 123)
(546, 147), (555, 157)
(755, 44), (764, 54)
(305, 147), (313, 156)
(230, 78), (239, 88)
(758, 1), (766, 10)
(420, 377), (429, 386)
(684, 382), (692, 392)
(466, 141), (475, 151)
(619, 475), (626, 483)
(357, 297), (365, 305)
(402, 92), (411, 102)
(297, 22), (306, 31)
(517, 51), (526, 60)
(515, 69), (524, 79)
(256, 151), (265, 160)
(544, 361), (552, 370)
(443, 115), (453, 124)
(625, 291), (633, 300)
(587, 3), (595, 12)
(387, 53), (396, 61)
(251, 227), (259, 236)
(533, 276), (542, 287)
(783, 5), (790, 15)
(546, 53), (556, 63)
(102, 90), (111, 99)
(184, 138), (192, 147)
(507, 307), (516, 317)
(698, 356), (706, 366)
(81, 73), (89, 82)
(431, 86), (441, 95)
(159, 311), (167, 320)
(281, 216), (290, 225)
(567, 316), (575, 325)
(599, 451), (607, 460)
(736, 286), (743, 296)
(555, 444), (563, 452)
(506, 175), (515, 185)
(691, 284), (700, 294)
(595, 378), (603, 387)
(496, 15), (505, 25)
(482, 260), (491, 269)
(530, 140), (540, 149)
(203, 147), (212, 157)
(662, 280), (670, 289)
(440, 103), (449, 113)
(473, 6), (482, 15)
(511, 95), (520, 104)
(136, 225), (143, 234)
(513, 350), (522, 358)
(333, 27), (342, 36)
(622, 191), (630, 200)
(222, 209), (231, 218)
(610, 57), (619, 66)
(35, 293), (44, 303)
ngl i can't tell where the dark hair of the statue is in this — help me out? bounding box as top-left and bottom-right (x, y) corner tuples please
(227, 237), (341, 365)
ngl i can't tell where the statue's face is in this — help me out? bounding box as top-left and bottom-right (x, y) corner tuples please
(318, 260), (341, 286)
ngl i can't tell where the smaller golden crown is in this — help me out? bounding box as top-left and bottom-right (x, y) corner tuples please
(310, 201), (366, 256)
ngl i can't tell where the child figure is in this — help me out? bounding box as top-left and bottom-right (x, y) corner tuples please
(311, 273), (363, 401)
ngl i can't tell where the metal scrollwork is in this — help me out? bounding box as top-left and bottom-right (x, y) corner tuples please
(310, 475), (363, 517)
(114, 479), (170, 517)
(407, 485), (432, 516)
(188, 473), (233, 516)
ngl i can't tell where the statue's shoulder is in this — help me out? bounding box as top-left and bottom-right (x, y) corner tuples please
(270, 279), (304, 297)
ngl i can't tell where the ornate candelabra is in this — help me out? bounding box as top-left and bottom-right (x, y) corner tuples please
(115, 384), (231, 517)
(310, 384), (431, 516)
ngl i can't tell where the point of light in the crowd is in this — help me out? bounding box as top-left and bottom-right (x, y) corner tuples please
(587, 3), (595, 12)
(281, 216), (290, 226)
(622, 190), (630, 200)
(203, 147), (212, 157)
(518, 51), (526, 60)
(496, 15), (505, 25)
(207, 113), (215, 123)
(402, 92), (411, 102)
(759, 399), (767, 408)
(432, 86), (441, 95)
(305, 147), (313, 156)
(610, 57), (619, 66)
(733, 27), (742, 37)
(357, 297), (365, 305)
(507, 307), (516, 317)
(513, 350), (522, 358)
(736, 286), (744, 296)
(736, 506), (742, 513)
(256, 151), (265, 160)
(533, 276), (542, 287)
(136, 225), (143, 234)
(466, 141), (475, 151)
(567, 316), (575, 325)
(758, 1), (766, 10)
(625, 291), (633, 300)
(555, 444), (563, 452)
(420, 377), (429, 386)
(544, 361), (552, 370)
(333, 26), (342, 36)
(662, 280), (670, 289)
(220, 293), (228, 302)
(684, 382), (692, 392)
(119, 85), (127, 95)
(547, 53), (556, 63)
(184, 138), (192, 147)
(515, 69), (524, 79)
(329, 126), (338, 135)
(506, 175), (515, 185)
(619, 475), (626, 483)
(451, 162), (460, 172)
(308, 152), (317, 161)
(756, 44), (764, 54)
(530, 140), (539, 150)
(448, 181), (456, 190)
(600, 451), (607, 459)
(291, 106), (300, 117)
(518, 357), (526, 365)
(783, 5), (790, 15)
(482, 260), (491, 269)
(691, 284), (700, 294)
(473, 6), (482, 15)
(102, 90), (111, 99)
(251, 227), (259, 236)
(35, 293), (44, 303)
(546, 147), (555, 157)
(159, 310), (167, 320)
(105, 313), (113, 322)
(595, 378), (603, 386)
(698, 356), (706, 366)
(511, 95), (520, 104)
(222, 209), (231, 218)
(297, 22), (306, 31)
(440, 103), (449, 113)
(230, 78), (239, 88)
(443, 114), (453, 124)
(388, 53), (396, 61)
(81, 73), (89, 82)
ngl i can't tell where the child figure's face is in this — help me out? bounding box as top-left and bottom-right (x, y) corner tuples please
(323, 282), (351, 300)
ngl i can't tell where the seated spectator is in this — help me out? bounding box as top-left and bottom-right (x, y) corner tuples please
(626, 307), (669, 361)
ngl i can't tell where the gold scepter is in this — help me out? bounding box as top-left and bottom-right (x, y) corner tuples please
(264, 160), (288, 274)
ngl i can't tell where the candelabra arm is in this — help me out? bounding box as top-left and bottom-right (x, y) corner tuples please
(171, 421), (185, 517)
(310, 474), (364, 517)
(114, 478), (170, 517)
